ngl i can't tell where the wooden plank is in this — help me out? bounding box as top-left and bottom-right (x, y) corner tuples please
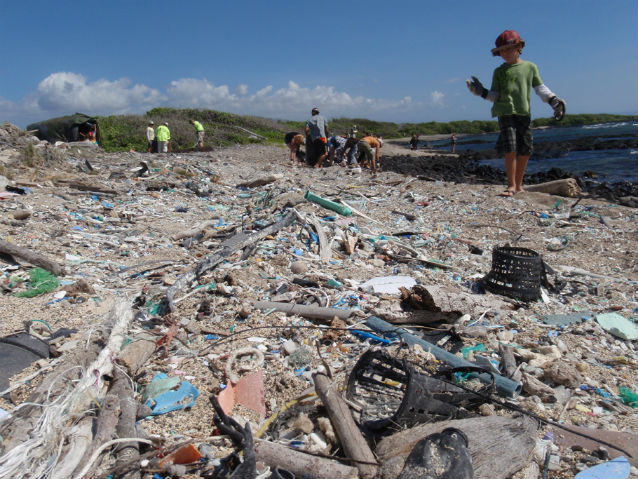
(313, 372), (378, 479)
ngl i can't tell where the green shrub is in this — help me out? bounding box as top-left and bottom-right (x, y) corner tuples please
(94, 109), (637, 152)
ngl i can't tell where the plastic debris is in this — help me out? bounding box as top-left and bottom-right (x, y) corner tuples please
(596, 313), (638, 340)
(574, 456), (630, 479)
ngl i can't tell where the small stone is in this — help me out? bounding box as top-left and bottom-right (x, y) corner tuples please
(13, 209), (31, 220)
(290, 261), (307, 274)
(462, 326), (488, 338)
(543, 361), (583, 388)
(184, 320), (201, 335)
(478, 403), (495, 416)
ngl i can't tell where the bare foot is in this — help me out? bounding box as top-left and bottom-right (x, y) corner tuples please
(500, 189), (515, 197)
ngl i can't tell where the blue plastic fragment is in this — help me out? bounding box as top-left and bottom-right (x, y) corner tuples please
(205, 334), (219, 340)
(293, 248), (304, 256)
(145, 379), (200, 415)
(350, 329), (392, 344)
(574, 456), (630, 479)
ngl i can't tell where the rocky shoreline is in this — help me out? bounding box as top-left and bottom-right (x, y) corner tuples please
(381, 134), (638, 207)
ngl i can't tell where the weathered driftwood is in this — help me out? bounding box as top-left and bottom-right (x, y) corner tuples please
(254, 439), (359, 479)
(375, 416), (537, 479)
(236, 173), (283, 188)
(343, 231), (358, 255)
(400, 284), (513, 322)
(50, 418), (93, 479)
(524, 178), (581, 197)
(112, 368), (141, 479)
(116, 333), (157, 375)
(308, 216), (331, 263)
(313, 373), (378, 479)
(498, 343), (520, 381)
(522, 372), (557, 403)
(165, 212), (295, 312)
(171, 220), (219, 241)
(252, 301), (353, 321)
(0, 300), (133, 478)
(55, 179), (119, 195)
(0, 239), (66, 276)
(73, 394), (120, 478)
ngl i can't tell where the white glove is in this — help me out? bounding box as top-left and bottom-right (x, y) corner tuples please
(549, 96), (566, 121)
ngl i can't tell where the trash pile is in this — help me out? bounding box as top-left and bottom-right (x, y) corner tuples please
(0, 121), (637, 479)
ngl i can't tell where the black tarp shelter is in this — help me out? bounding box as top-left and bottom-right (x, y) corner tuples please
(27, 113), (100, 144)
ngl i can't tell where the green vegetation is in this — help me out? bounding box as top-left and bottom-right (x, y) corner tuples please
(94, 109), (637, 152)
(97, 108), (291, 152)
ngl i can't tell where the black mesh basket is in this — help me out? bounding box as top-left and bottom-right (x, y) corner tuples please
(345, 349), (478, 432)
(484, 246), (544, 300)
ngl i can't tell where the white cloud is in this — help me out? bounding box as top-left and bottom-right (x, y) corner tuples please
(431, 91), (445, 106)
(1, 72), (460, 127)
(36, 72), (162, 113)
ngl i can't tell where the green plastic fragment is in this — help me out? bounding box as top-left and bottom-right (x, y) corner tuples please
(142, 376), (181, 403)
(462, 343), (486, 359)
(618, 387), (638, 408)
(14, 268), (59, 298)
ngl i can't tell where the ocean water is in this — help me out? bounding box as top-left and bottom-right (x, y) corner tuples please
(431, 122), (637, 183)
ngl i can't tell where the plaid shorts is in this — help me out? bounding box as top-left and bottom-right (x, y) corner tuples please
(496, 115), (533, 156)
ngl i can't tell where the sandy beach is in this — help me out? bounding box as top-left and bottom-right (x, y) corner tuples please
(1, 128), (637, 478)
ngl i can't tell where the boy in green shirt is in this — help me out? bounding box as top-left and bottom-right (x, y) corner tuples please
(467, 30), (565, 196)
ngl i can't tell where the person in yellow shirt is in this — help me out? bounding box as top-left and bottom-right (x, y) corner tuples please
(155, 122), (171, 153)
(190, 119), (205, 148)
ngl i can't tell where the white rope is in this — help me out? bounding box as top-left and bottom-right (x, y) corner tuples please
(0, 299), (133, 479)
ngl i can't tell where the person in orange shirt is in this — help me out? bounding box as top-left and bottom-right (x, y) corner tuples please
(357, 135), (382, 174)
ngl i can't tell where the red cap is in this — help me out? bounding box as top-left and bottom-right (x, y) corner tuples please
(491, 30), (525, 56)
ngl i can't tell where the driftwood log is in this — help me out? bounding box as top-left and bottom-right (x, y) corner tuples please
(0, 300), (133, 478)
(116, 333), (157, 375)
(236, 173), (283, 188)
(112, 368), (142, 479)
(313, 373), (378, 479)
(254, 439), (358, 479)
(524, 178), (581, 197)
(307, 216), (331, 263)
(252, 301), (353, 321)
(498, 343), (521, 381)
(54, 179), (119, 195)
(0, 239), (66, 276)
(50, 418), (93, 479)
(165, 211), (296, 312)
(400, 284), (513, 323)
(171, 220), (219, 241)
(375, 415), (537, 479)
(73, 394), (121, 478)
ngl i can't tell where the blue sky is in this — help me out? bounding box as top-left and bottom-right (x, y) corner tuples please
(1, 0), (636, 128)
